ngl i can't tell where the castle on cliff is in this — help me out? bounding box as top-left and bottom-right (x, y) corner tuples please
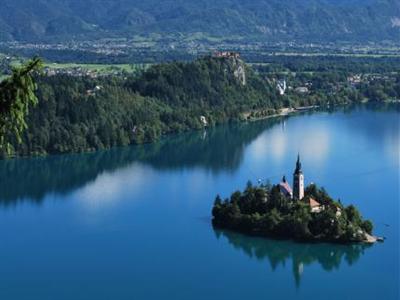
(213, 51), (240, 59)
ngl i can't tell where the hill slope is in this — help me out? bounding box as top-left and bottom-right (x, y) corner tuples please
(0, 0), (399, 43)
(4, 55), (400, 157)
(8, 56), (279, 156)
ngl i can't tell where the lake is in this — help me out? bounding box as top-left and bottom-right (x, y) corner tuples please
(0, 104), (398, 300)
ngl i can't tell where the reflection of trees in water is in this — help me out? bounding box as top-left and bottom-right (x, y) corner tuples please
(214, 228), (371, 287)
(327, 102), (399, 115)
(0, 117), (282, 205)
(142, 118), (282, 172)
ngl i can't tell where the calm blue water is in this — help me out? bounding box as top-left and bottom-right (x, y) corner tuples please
(0, 105), (398, 300)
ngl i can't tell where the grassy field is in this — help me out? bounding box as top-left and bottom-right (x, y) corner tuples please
(43, 62), (151, 74)
(2, 54), (151, 75)
(1, 54), (152, 80)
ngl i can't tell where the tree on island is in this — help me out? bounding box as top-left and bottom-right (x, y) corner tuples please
(212, 182), (374, 243)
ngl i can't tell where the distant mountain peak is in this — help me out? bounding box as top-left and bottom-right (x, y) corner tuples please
(0, 0), (398, 43)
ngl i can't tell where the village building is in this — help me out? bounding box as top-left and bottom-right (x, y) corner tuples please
(303, 196), (323, 213)
(277, 79), (287, 95)
(86, 85), (103, 96)
(295, 86), (309, 94)
(200, 116), (208, 126)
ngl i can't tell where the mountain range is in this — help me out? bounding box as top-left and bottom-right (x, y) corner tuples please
(0, 0), (399, 43)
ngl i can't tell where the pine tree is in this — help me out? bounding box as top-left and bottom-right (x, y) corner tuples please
(0, 58), (42, 153)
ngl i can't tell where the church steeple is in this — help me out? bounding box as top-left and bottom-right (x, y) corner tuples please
(294, 154), (302, 174)
(293, 155), (304, 200)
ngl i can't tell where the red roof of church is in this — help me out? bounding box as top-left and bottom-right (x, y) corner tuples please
(279, 181), (292, 196)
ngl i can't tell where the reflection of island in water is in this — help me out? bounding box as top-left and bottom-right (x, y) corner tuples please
(0, 117), (283, 205)
(214, 228), (372, 287)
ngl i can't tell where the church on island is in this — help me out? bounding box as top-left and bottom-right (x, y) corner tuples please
(279, 155), (323, 213)
(212, 154), (379, 244)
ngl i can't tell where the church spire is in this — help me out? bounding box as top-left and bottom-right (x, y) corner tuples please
(293, 154), (304, 200)
(294, 154), (302, 174)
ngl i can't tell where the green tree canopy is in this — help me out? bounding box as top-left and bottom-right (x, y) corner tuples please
(0, 58), (42, 153)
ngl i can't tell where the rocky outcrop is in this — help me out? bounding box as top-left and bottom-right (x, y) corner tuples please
(233, 62), (246, 86)
(222, 56), (246, 86)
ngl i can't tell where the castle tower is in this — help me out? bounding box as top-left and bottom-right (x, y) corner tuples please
(293, 155), (304, 200)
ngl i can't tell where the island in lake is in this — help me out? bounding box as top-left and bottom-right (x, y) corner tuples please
(212, 155), (382, 244)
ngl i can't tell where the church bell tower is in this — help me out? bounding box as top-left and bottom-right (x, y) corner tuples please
(293, 155), (304, 200)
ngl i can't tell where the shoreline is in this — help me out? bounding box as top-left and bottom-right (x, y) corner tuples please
(0, 104), (321, 160)
(2, 102), (391, 161)
(244, 105), (319, 122)
(212, 223), (384, 245)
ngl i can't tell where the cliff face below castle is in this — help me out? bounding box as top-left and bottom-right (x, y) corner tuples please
(212, 52), (246, 85)
(232, 58), (246, 86)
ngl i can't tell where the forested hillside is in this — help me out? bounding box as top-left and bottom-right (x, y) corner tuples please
(4, 55), (400, 157)
(9, 56), (278, 156)
(0, 0), (399, 43)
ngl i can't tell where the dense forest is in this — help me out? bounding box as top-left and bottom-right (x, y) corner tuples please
(2, 55), (400, 158)
(212, 182), (374, 243)
(5, 56), (278, 156)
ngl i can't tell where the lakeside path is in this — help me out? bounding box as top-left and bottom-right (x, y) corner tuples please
(243, 105), (319, 122)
